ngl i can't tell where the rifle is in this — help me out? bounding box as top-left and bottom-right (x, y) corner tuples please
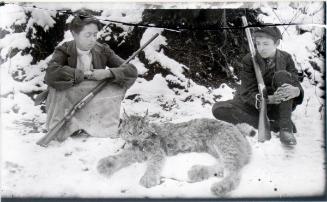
(241, 16), (271, 142)
(37, 33), (159, 147)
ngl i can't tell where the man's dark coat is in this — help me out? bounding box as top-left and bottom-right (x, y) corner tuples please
(234, 49), (304, 112)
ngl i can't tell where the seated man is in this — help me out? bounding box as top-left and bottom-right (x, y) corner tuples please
(212, 27), (304, 145)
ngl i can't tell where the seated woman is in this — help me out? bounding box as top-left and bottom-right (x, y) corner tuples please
(43, 10), (137, 141)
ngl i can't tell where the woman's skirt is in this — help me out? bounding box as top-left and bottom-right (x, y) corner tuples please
(46, 80), (126, 141)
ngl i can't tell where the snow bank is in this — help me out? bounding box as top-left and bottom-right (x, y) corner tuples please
(141, 28), (187, 79)
(25, 8), (57, 33)
(0, 33), (31, 58)
(0, 4), (27, 31)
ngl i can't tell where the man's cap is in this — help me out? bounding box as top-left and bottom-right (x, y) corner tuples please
(254, 26), (283, 41)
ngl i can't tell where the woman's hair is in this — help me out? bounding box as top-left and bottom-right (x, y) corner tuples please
(69, 9), (102, 34)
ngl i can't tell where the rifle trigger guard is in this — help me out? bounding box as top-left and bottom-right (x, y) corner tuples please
(255, 93), (261, 109)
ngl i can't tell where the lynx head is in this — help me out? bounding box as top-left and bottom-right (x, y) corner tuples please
(118, 110), (156, 144)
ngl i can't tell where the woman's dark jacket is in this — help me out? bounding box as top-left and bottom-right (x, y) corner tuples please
(45, 40), (138, 90)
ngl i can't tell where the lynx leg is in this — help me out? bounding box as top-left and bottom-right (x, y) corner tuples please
(211, 171), (240, 197)
(206, 136), (245, 196)
(187, 139), (225, 183)
(139, 150), (165, 188)
(188, 163), (224, 183)
(97, 148), (145, 177)
(210, 149), (242, 196)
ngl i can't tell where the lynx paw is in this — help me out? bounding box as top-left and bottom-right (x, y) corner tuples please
(139, 173), (161, 188)
(188, 165), (224, 183)
(211, 181), (234, 196)
(97, 156), (119, 176)
(188, 165), (211, 182)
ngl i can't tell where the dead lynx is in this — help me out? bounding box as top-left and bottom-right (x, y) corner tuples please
(97, 112), (252, 196)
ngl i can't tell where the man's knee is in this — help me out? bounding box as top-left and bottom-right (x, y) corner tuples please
(272, 70), (296, 88)
(212, 100), (259, 128)
(212, 101), (233, 120)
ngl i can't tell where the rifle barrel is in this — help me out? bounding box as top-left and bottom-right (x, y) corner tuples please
(124, 33), (159, 65)
(241, 17), (265, 85)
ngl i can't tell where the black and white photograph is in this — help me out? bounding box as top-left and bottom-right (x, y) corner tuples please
(0, 1), (325, 200)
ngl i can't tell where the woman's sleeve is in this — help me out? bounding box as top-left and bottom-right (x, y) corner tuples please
(45, 44), (84, 90)
(104, 45), (138, 89)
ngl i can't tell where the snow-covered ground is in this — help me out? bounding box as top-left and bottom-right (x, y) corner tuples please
(1, 2), (325, 199)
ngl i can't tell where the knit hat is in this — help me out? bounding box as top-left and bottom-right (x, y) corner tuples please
(254, 26), (282, 41)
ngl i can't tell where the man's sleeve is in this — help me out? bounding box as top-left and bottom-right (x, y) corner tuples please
(45, 44), (84, 90)
(286, 54), (304, 105)
(104, 45), (138, 89)
(239, 55), (259, 108)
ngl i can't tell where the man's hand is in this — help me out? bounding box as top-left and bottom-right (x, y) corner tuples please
(268, 94), (282, 104)
(84, 69), (113, 81)
(275, 84), (300, 102)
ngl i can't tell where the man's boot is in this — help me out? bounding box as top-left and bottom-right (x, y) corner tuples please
(278, 92), (296, 145)
(280, 129), (297, 145)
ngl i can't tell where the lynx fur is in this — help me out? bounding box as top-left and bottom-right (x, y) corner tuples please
(97, 112), (252, 196)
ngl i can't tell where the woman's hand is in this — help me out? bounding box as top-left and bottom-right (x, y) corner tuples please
(84, 69), (113, 81)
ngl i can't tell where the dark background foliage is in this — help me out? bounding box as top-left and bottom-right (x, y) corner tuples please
(140, 9), (261, 88)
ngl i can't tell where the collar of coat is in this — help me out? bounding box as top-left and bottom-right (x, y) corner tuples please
(61, 40), (107, 69)
(255, 49), (287, 72)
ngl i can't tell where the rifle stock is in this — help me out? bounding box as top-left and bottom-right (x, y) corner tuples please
(258, 95), (271, 142)
(37, 33), (159, 147)
(241, 16), (271, 142)
(36, 118), (66, 147)
(36, 101), (80, 146)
